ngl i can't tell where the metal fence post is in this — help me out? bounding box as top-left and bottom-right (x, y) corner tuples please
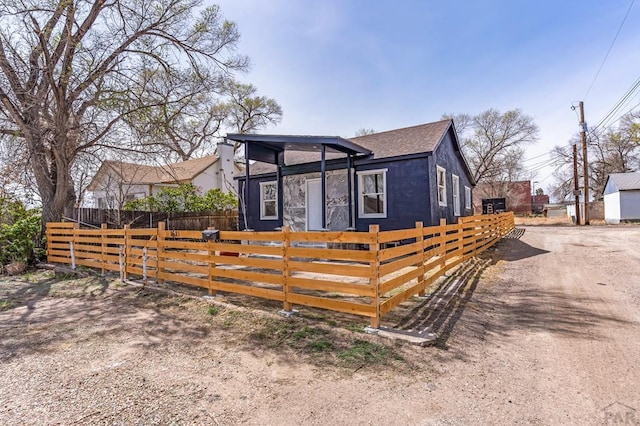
(70, 241), (76, 270)
(118, 246), (124, 281)
(142, 247), (148, 282)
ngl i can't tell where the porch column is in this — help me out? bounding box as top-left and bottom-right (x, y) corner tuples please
(347, 154), (353, 228)
(321, 145), (326, 229)
(277, 162), (283, 224)
(244, 145), (250, 230)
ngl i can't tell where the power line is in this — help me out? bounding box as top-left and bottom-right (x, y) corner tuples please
(584, 0), (636, 100)
(590, 74), (640, 133)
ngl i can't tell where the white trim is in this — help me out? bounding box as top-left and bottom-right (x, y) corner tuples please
(259, 181), (278, 220)
(437, 166), (447, 207)
(465, 186), (472, 210)
(452, 174), (460, 216)
(357, 169), (388, 218)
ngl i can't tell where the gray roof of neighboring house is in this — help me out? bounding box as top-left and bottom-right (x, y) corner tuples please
(606, 172), (640, 191)
(242, 119), (456, 175)
(86, 154), (219, 191)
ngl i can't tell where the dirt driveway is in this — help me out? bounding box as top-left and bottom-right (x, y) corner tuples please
(1, 225), (640, 425)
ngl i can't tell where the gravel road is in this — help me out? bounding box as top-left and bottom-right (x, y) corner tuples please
(1, 225), (639, 425)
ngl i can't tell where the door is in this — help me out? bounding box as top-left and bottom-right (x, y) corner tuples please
(306, 179), (323, 230)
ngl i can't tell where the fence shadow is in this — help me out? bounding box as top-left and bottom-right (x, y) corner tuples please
(391, 256), (494, 349)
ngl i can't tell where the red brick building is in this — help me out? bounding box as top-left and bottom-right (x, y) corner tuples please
(473, 180), (547, 215)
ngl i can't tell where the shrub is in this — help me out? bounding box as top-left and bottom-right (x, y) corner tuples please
(0, 197), (44, 267)
(123, 184), (237, 213)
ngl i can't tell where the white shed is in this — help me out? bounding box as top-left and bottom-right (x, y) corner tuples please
(603, 172), (640, 224)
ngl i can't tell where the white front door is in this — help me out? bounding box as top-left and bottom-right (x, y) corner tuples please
(306, 179), (323, 230)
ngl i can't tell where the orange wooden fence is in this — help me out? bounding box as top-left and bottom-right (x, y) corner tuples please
(46, 212), (514, 327)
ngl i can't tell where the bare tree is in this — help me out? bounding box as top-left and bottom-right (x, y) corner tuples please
(0, 1), (248, 224)
(354, 128), (376, 137)
(550, 112), (640, 201)
(444, 109), (539, 184)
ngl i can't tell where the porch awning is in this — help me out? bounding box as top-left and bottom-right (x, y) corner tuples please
(225, 134), (372, 164)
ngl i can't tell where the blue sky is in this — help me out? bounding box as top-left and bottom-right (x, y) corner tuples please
(212, 0), (640, 192)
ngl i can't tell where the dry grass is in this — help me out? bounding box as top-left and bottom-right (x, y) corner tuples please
(514, 216), (610, 226)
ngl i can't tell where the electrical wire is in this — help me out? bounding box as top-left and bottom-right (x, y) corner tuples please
(589, 75), (640, 134)
(584, 0), (636, 100)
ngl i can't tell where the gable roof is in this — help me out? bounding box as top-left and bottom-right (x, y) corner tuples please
(348, 119), (453, 159)
(87, 154), (219, 191)
(604, 172), (640, 192)
(245, 119), (461, 176)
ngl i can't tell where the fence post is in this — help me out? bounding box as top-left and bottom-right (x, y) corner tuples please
(282, 226), (292, 311)
(101, 224), (107, 275)
(457, 217), (465, 260)
(369, 224), (380, 329)
(142, 247), (148, 282)
(207, 226), (217, 296)
(70, 241), (76, 270)
(438, 218), (447, 272)
(70, 222), (79, 270)
(123, 224), (130, 280)
(415, 221), (427, 297)
(157, 221), (165, 283)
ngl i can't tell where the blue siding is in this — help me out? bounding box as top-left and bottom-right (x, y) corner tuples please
(354, 157), (431, 231)
(428, 128), (474, 225)
(238, 174), (283, 231)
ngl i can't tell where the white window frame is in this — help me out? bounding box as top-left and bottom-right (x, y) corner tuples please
(465, 186), (472, 210)
(452, 174), (460, 216)
(437, 166), (447, 207)
(259, 181), (278, 220)
(357, 169), (388, 218)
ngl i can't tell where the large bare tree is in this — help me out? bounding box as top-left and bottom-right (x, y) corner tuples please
(444, 109), (539, 184)
(0, 0), (249, 223)
(127, 72), (282, 162)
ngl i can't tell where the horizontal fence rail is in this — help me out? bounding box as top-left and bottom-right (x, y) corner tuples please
(46, 212), (514, 327)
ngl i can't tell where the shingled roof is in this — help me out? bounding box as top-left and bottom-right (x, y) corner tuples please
(87, 154), (219, 190)
(246, 119), (455, 175)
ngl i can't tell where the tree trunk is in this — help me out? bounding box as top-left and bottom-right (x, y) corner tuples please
(30, 137), (77, 225)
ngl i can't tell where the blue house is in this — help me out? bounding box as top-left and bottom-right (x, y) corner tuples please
(228, 119), (475, 232)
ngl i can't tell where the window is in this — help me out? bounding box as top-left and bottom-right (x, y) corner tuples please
(260, 181), (278, 219)
(465, 186), (472, 210)
(437, 166), (447, 206)
(358, 169), (387, 218)
(452, 174), (460, 216)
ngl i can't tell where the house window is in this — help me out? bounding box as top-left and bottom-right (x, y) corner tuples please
(437, 166), (447, 206)
(260, 181), (278, 219)
(358, 169), (387, 218)
(452, 174), (460, 216)
(465, 186), (472, 210)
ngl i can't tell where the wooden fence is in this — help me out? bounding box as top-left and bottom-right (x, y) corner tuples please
(46, 212), (514, 327)
(72, 208), (238, 230)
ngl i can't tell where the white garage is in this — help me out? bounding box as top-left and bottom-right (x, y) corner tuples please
(603, 172), (640, 224)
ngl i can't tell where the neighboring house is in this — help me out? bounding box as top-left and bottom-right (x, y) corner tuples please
(473, 180), (534, 215)
(227, 119), (475, 232)
(86, 143), (235, 209)
(603, 172), (640, 224)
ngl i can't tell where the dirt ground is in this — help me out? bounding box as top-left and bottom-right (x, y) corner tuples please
(1, 224), (640, 425)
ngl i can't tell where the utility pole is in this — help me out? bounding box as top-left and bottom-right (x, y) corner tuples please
(573, 141), (581, 225)
(579, 101), (590, 225)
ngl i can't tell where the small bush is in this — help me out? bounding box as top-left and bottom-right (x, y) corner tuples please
(207, 305), (220, 316)
(0, 197), (43, 268)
